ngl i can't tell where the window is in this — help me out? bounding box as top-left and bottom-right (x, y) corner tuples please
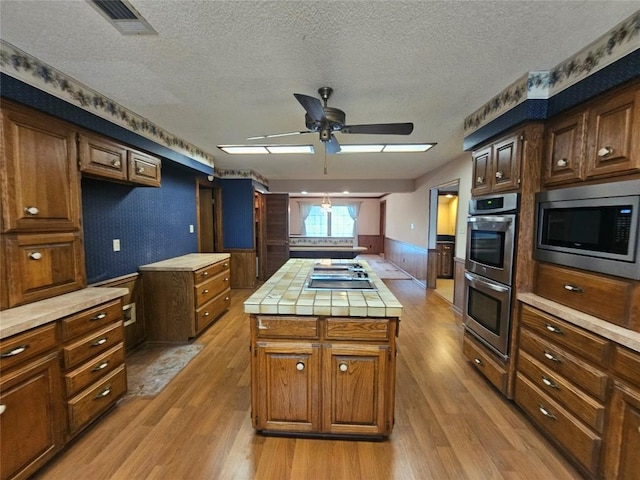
(304, 205), (355, 237)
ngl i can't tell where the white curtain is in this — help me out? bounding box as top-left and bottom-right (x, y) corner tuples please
(298, 201), (313, 236)
(347, 202), (361, 244)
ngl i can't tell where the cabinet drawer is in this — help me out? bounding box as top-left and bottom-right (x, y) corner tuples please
(0, 323), (57, 371)
(2, 232), (85, 308)
(194, 260), (230, 285)
(518, 350), (605, 433)
(462, 333), (507, 394)
(194, 272), (229, 307)
(325, 318), (390, 341)
(62, 322), (123, 369)
(520, 328), (608, 401)
(534, 263), (633, 327)
(515, 374), (601, 476)
(612, 345), (640, 388)
(255, 316), (319, 339)
(67, 364), (127, 434)
(60, 299), (122, 341)
(520, 304), (610, 365)
(64, 343), (125, 397)
(195, 290), (231, 333)
(128, 150), (161, 187)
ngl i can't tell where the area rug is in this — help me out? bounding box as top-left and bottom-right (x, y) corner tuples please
(125, 343), (204, 397)
(356, 254), (412, 280)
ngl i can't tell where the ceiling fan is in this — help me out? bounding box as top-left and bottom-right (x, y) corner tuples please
(247, 87), (414, 154)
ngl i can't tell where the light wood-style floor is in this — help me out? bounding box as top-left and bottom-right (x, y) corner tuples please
(34, 280), (584, 479)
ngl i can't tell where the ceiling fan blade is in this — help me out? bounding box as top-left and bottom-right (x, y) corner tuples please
(247, 131), (310, 140)
(294, 93), (325, 123)
(325, 135), (341, 154)
(341, 123), (414, 135)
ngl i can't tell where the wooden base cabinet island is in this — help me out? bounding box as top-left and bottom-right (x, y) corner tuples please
(140, 253), (231, 343)
(245, 259), (402, 438)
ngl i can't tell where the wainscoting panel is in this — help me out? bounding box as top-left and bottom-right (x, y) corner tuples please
(228, 249), (256, 288)
(383, 238), (427, 285)
(358, 235), (383, 255)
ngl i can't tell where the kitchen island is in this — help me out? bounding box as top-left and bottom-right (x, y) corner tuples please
(244, 258), (402, 438)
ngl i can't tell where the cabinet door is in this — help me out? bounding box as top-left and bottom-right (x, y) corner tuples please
(0, 352), (65, 480)
(78, 133), (128, 182)
(543, 111), (586, 186)
(1, 103), (80, 233)
(586, 86), (640, 179)
(603, 382), (640, 480)
(471, 146), (491, 196)
(491, 133), (521, 192)
(253, 342), (320, 433)
(263, 194), (290, 279)
(322, 344), (390, 436)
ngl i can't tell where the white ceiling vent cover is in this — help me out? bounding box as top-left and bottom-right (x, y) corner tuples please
(87, 0), (157, 35)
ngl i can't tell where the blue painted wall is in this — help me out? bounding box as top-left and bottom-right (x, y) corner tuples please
(219, 178), (255, 249)
(82, 162), (199, 284)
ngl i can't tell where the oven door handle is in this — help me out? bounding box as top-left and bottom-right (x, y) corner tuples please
(467, 216), (513, 231)
(464, 271), (510, 293)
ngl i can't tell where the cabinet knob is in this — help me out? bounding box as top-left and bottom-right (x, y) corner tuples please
(111, 159), (121, 168)
(476, 176), (484, 184)
(473, 357), (483, 366)
(203, 311), (210, 317)
(1, 344), (28, 358)
(0, 405), (5, 415)
(224, 263), (229, 267)
(495, 171), (503, 179)
(224, 278), (229, 282)
(556, 158), (568, 167)
(24, 206), (39, 215)
(28, 252), (42, 260)
(597, 146), (613, 158)
(296, 362), (305, 371)
(339, 363), (348, 372)
(202, 289), (209, 294)
(563, 284), (583, 293)
(136, 166), (145, 174)
(202, 271), (209, 277)
(538, 404), (557, 420)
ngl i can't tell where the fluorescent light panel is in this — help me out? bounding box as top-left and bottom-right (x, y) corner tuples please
(218, 145), (314, 154)
(218, 143), (435, 154)
(267, 145), (315, 154)
(383, 143), (435, 152)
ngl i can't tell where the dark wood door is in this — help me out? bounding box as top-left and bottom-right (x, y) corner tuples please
(198, 185), (214, 252)
(263, 193), (289, 278)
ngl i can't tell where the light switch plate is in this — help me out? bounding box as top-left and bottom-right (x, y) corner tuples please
(113, 239), (121, 251)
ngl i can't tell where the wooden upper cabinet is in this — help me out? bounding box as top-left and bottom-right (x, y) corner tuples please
(585, 85), (640, 179)
(471, 132), (522, 196)
(543, 111), (587, 186)
(1, 102), (80, 233)
(79, 132), (161, 187)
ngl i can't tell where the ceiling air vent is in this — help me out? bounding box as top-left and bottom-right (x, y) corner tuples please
(87, 0), (157, 35)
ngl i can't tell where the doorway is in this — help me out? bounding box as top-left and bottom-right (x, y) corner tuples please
(428, 180), (459, 304)
(197, 179), (222, 253)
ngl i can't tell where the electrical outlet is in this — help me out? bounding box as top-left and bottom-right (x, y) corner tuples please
(189, 224), (194, 233)
(113, 239), (121, 252)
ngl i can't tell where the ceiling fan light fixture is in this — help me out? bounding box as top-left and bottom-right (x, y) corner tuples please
(321, 194), (332, 212)
(383, 143), (435, 152)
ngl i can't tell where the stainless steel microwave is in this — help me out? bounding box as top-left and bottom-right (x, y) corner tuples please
(534, 179), (640, 280)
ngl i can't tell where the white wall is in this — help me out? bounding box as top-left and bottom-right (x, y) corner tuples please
(384, 152), (472, 258)
(289, 197), (381, 236)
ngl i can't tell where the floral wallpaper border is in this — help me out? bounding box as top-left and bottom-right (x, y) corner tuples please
(0, 40), (216, 168)
(464, 10), (640, 135)
(215, 168), (269, 186)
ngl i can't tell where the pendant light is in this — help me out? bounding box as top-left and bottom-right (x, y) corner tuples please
(321, 194), (332, 212)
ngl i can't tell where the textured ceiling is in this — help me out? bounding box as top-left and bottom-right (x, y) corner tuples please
(1, 1), (638, 194)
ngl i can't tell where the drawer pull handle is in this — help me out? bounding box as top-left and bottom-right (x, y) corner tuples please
(91, 313), (107, 321)
(91, 337), (108, 347)
(225, 296), (230, 301)
(476, 176), (484, 184)
(1, 345), (28, 358)
(224, 278), (229, 282)
(474, 357), (484, 366)
(597, 146), (613, 158)
(545, 324), (564, 335)
(224, 263), (228, 267)
(296, 362), (305, 371)
(202, 271), (209, 277)
(24, 206), (39, 215)
(556, 158), (568, 167)
(28, 252), (42, 260)
(203, 312), (210, 317)
(111, 159), (121, 168)
(94, 387), (111, 399)
(543, 351), (561, 362)
(542, 376), (559, 389)
(563, 284), (583, 293)
(495, 170), (503, 179)
(92, 361), (109, 372)
(202, 289), (209, 294)
(339, 363), (348, 372)
(0, 405), (5, 415)
(538, 405), (557, 420)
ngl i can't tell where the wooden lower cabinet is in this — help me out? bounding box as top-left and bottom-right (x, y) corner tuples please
(251, 315), (397, 437)
(0, 326), (65, 480)
(603, 381), (640, 480)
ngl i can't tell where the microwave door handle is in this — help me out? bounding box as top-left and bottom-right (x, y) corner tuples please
(464, 272), (510, 293)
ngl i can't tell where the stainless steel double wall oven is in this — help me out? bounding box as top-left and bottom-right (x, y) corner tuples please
(464, 192), (519, 359)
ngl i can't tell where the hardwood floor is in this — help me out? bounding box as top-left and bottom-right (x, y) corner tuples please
(33, 281), (583, 479)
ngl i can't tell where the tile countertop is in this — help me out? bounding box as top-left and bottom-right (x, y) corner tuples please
(244, 258), (403, 318)
(518, 292), (640, 353)
(0, 287), (129, 340)
(138, 253), (230, 271)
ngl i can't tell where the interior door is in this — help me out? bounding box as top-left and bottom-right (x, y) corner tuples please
(198, 184), (214, 252)
(263, 193), (290, 278)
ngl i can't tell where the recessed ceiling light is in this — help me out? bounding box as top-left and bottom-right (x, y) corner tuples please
(383, 144), (435, 152)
